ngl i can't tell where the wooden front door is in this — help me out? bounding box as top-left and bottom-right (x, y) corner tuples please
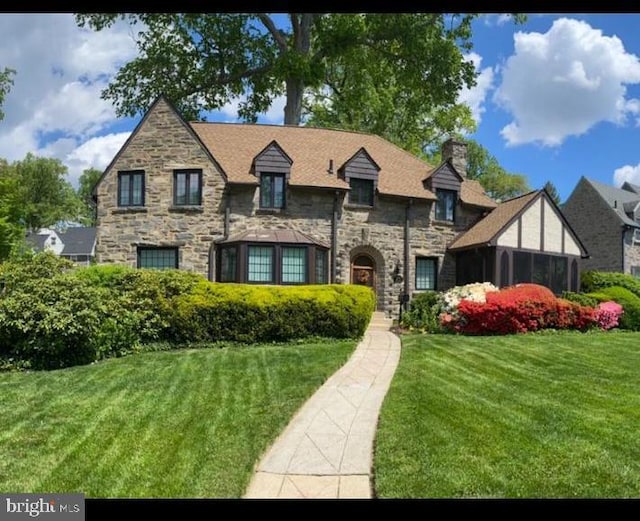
(351, 254), (376, 292)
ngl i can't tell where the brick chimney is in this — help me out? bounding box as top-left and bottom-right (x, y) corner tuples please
(442, 138), (467, 178)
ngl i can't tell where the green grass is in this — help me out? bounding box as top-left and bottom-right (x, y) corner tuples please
(0, 340), (356, 497)
(374, 331), (640, 498)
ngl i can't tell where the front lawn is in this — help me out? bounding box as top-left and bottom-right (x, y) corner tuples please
(374, 331), (640, 498)
(0, 340), (355, 497)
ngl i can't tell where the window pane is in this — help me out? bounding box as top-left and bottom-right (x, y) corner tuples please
(220, 247), (237, 282)
(316, 249), (327, 284)
(273, 175), (284, 208)
(282, 247), (306, 284)
(248, 246), (273, 282)
(533, 253), (548, 287)
(188, 172), (200, 205)
(513, 251), (531, 284)
(139, 248), (177, 270)
(436, 190), (455, 221)
(416, 258), (436, 290)
(551, 256), (567, 294)
(349, 178), (373, 206)
(119, 174), (130, 205)
(132, 174), (143, 205)
(260, 175), (272, 207)
(175, 173), (186, 205)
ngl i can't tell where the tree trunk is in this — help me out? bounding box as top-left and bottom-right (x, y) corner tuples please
(284, 78), (303, 125)
(283, 13), (315, 126)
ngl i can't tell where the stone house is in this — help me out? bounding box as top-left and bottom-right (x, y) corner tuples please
(563, 177), (640, 276)
(94, 96), (587, 316)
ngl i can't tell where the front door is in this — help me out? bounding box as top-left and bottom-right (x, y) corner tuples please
(351, 254), (376, 293)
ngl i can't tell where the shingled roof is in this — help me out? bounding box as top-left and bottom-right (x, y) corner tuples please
(585, 178), (640, 228)
(448, 190), (540, 251)
(189, 121), (497, 208)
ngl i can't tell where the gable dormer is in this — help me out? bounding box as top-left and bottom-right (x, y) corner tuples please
(253, 140), (293, 180)
(253, 140), (292, 209)
(340, 148), (380, 207)
(424, 161), (464, 223)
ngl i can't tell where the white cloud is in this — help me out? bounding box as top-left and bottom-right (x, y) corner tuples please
(483, 14), (514, 27)
(494, 18), (640, 146)
(64, 132), (131, 186)
(458, 52), (494, 126)
(0, 14), (140, 184)
(614, 163), (640, 187)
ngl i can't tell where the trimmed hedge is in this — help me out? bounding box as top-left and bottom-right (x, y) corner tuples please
(561, 291), (600, 308)
(581, 271), (640, 298)
(170, 281), (376, 343)
(585, 286), (640, 331)
(0, 251), (73, 294)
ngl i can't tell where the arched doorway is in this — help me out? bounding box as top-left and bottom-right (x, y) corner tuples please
(351, 253), (376, 293)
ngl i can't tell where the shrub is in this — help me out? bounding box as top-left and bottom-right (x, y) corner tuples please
(595, 301), (624, 330)
(400, 291), (442, 333)
(74, 266), (204, 341)
(170, 282), (376, 343)
(0, 274), (142, 369)
(440, 282), (498, 313)
(586, 286), (640, 331)
(561, 291), (599, 308)
(0, 251), (73, 294)
(581, 271), (640, 298)
(444, 283), (597, 335)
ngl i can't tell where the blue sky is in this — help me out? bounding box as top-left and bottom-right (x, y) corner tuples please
(1, 13), (640, 203)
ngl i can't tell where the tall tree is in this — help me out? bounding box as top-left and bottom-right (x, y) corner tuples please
(428, 138), (530, 201)
(304, 40), (477, 157)
(12, 153), (81, 232)
(543, 180), (561, 205)
(0, 67), (15, 121)
(77, 167), (102, 226)
(75, 13), (480, 126)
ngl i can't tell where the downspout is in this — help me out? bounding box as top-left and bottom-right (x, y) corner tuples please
(331, 190), (339, 283)
(224, 189), (231, 240)
(403, 199), (413, 313)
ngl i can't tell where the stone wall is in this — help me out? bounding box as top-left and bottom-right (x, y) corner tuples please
(95, 98), (226, 275)
(624, 229), (640, 274)
(563, 179), (623, 272)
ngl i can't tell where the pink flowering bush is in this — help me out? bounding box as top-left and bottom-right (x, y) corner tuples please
(594, 301), (624, 330)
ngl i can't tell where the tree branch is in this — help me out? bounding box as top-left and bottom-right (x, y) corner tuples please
(258, 14), (288, 52)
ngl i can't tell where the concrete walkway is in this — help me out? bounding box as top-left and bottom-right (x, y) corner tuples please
(244, 312), (401, 499)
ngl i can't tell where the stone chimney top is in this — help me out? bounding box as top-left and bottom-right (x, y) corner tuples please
(441, 138), (467, 178)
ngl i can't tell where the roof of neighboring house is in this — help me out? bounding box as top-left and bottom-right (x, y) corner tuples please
(217, 229), (329, 248)
(189, 121), (497, 208)
(60, 227), (96, 256)
(584, 178), (640, 228)
(448, 190), (540, 251)
(622, 181), (640, 194)
(25, 232), (48, 251)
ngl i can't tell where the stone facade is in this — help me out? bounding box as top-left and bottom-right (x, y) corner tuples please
(96, 98), (489, 317)
(563, 177), (637, 273)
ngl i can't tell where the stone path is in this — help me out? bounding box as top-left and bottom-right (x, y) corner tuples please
(244, 312), (401, 499)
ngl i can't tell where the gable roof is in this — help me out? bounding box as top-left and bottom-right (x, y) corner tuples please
(584, 177), (640, 228)
(189, 121), (496, 207)
(448, 191), (539, 251)
(60, 227), (96, 256)
(621, 181), (640, 194)
(25, 232), (48, 251)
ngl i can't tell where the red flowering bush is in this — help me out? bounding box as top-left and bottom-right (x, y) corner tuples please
(594, 301), (624, 330)
(442, 283), (598, 335)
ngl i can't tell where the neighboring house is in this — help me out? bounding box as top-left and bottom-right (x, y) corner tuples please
(93, 96), (586, 316)
(563, 177), (640, 276)
(25, 227), (96, 266)
(449, 189), (587, 294)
